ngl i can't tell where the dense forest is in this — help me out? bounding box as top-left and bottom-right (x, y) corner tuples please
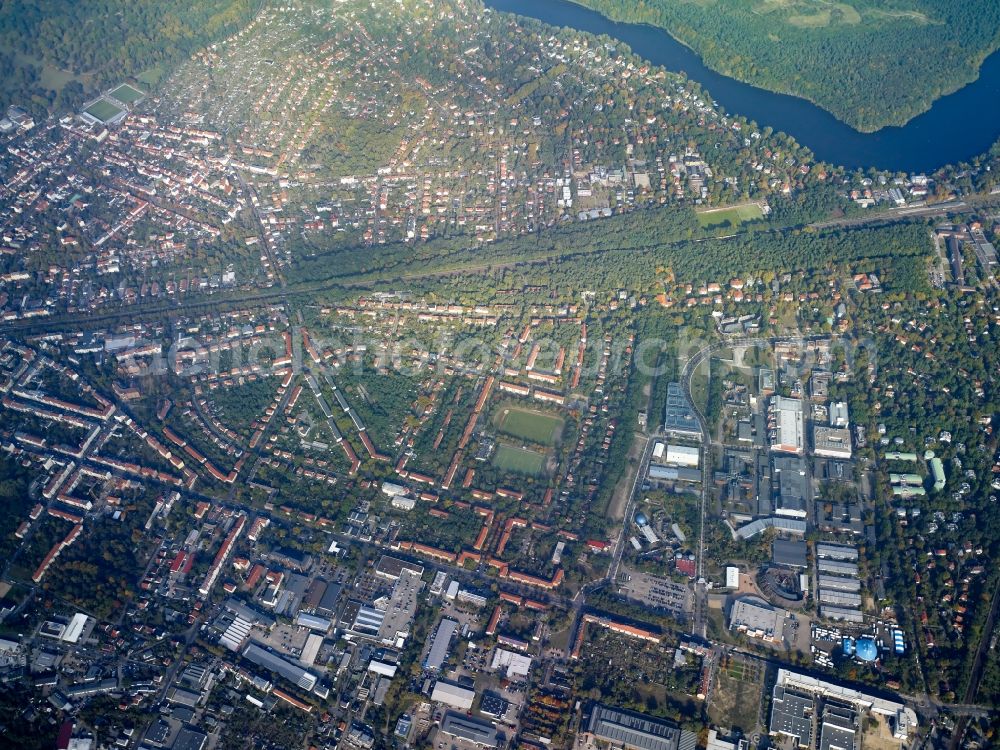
(294, 206), (932, 303)
(0, 0), (255, 118)
(0, 457), (31, 563)
(571, 0), (1000, 132)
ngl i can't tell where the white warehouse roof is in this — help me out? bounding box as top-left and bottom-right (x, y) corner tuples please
(431, 679), (475, 710)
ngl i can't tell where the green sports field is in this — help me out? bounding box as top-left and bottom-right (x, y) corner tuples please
(493, 444), (547, 476)
(496, 407), (564, 445)
(84, 98), (125, 123)
(110, 84), (144, 104)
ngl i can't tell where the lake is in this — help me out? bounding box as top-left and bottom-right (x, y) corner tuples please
(486, 0), (1000, 173)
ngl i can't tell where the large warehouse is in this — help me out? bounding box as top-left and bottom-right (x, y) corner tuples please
(431, 679), (475, 710)
(584, 704), (698, 750)
(242, 642), (318, 691)
(440, 712), (500, 748)
(769, 396), (804, 454)
(728, 597), (786, 642)
(813, 426), (852, 459)
(423, 618), (457, 671)
(648, 465), (702, 483)
(664, 444), (700, 468)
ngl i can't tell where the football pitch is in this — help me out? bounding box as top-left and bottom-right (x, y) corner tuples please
(110, 84), (144, 104)
(493, 444), (547, 476)
(84, 98), (125, 123)
(496, 407), (563, 445)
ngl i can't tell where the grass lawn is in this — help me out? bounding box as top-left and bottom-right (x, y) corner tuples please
(689, 357), (710, 415)
(696, 203), (764, 228)
(495, 406), (564, 445)
(84, 98), (124, 123)
(493, 444), (547, 476)
(137, 65), (167, 87)
(110, 83), (144, 104)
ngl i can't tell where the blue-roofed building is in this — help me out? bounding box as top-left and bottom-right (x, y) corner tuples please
(892, 629), (905, 654)
(663, 383), (702, 439)
(855, 637), (878, 662)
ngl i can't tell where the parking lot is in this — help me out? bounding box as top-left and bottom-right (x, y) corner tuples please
(618, 568), (694, 619)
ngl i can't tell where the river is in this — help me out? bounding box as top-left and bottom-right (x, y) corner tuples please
(485, 0), (1000, 173)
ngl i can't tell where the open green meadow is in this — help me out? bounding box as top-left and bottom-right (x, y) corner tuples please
(696, 204), (764, 229)
(493, 444), (547, 476)
(496, 406), (564, 445)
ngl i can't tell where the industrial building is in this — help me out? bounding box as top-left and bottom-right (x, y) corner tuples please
(299, 633), (323, 666)
(423, 618), (457, 671)
(769, 686), (814, 747)
(829, 402), (849, 428)
(816, 543), (858, 561)
(376, 569), (423, 646)
(479, 691), (510, 719)
(648, 465), (702, 483)
(769, 396), (804, 454)
(725, 567), (740, 589)
(818, 559), (858, 576)
(583, 703), (698, 750)
(818, 590), (862, 607)
(242, 642), (318, 691)
(219, 615), (252, 652)
(172, 727), (208, 750)
(817, 575), (861, 593)
(728, 597), (786, 642)
(772, 539), (808, 568)
(663, 445), (699, 467)
(351, 606), (385, 636)
(706, 730), (746, 750)
(374, 555), (424, 581)
(773, 456), (808, 518)
(821, 606), (864, 623)
(295, 613), (331, 632)
(813, 426), (852, 459)
(166, 686), (202, 707)
(773, 668), (916, 741)
(663, 383), (702, 439)
(431, 679), (475, 710)
(439, 711), (500, 748)
(315, 582), (342, 617)
(819, 703), (858, 750)
(61, 613), (89, 644)
(491, 648), (532, 679)
(736, 517), (807, 539)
